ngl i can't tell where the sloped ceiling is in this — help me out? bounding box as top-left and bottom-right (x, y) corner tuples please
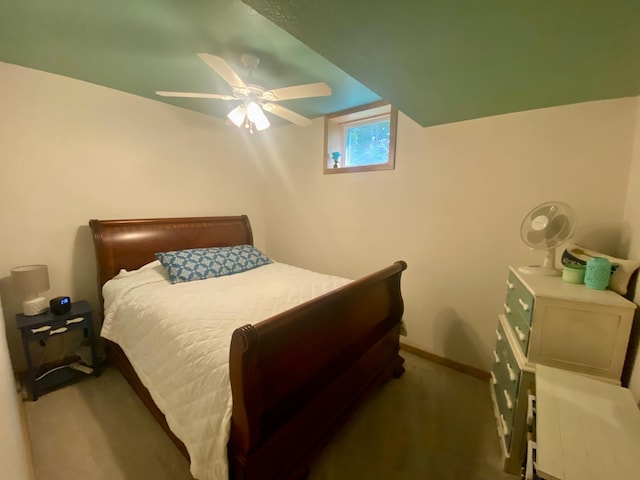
(1, 0), (638, 128)
(243, 0), (640, 126)
(0, 0), (379, 126)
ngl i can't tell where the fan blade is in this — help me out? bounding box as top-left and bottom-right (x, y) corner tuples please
(197, 53), (247, 90)
(526, 229), (545, 245)
(545, 215), (570, 241)
(261, 82), (331, 101)
(156, 91), (237, 100)
(262, 103), (312, 127)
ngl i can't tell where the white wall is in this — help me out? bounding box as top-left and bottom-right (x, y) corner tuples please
(0, 62), (267, 371)
(257, 98), (638, 372)
(0, 298), (33, 480)
(623, 97), (640, 399)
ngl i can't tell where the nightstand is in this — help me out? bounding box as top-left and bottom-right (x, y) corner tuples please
(17, 300), (100, 400)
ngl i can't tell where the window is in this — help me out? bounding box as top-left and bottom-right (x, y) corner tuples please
(324, 101), (398, 174)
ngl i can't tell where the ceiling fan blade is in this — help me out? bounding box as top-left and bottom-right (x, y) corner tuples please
(262, 103), (312, 127)
(262, 82), (331, 101)
(156, 91), (237, 100)
(197, 53), (247, 90)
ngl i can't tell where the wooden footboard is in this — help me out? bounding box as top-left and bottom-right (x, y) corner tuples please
(228, 261), (407, 480)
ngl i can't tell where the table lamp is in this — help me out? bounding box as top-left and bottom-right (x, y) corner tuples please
(11, 265), (50, 316)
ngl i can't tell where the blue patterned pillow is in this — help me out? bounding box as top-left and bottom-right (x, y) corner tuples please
(155, 245), (272, 284)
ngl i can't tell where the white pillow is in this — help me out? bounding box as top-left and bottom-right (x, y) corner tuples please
(564, 242), (640, 296)
(116, 260), (162, 277)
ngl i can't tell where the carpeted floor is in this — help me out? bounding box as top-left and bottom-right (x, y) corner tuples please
(24, 352), (517, 480)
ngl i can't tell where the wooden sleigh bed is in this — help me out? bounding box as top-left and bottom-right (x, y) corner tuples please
(89, 215), (407, 480)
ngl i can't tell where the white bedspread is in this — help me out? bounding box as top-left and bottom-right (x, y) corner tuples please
(101, 261), (350, 480)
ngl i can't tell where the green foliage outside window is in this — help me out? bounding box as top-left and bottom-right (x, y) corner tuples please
(345, 120), (391, 166)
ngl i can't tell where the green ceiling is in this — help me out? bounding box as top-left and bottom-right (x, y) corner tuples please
(1, 0), (639, 128)
(0, 0), (379, 126)
(243, 0), (640, 126)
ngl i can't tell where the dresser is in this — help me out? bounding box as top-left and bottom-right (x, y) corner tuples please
(490, 266), (636, 475)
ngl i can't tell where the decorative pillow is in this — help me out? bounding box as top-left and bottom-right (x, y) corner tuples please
(563, 242), (640, 296)
(155, 245), (272, 284)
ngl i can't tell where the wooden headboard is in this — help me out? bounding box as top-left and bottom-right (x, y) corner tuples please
(89, 215), (253, 290)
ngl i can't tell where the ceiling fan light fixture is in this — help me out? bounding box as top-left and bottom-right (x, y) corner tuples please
(246, 101), (270, 131)
(227, 104), (247, 127)
(159, 54), (322, 130)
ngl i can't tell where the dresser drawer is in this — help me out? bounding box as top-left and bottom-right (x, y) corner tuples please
(506, 270), (534, 325)
(504, 295), (531, 355)
(496, 324), (521, 395)
(491, 378), (514, 450)
(492, 347), (517, 427)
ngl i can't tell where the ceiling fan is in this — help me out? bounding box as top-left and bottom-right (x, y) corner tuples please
(156, 53), (332, 133)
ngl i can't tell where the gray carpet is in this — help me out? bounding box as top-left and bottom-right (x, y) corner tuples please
(25, 352), (516, 480)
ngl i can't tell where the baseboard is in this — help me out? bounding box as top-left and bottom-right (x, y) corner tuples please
(400, 343), (490, 381)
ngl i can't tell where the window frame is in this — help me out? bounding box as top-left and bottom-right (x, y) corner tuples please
(323, 101), (398, 174)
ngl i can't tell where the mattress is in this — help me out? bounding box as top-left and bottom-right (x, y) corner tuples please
(101, 260), (350, 480)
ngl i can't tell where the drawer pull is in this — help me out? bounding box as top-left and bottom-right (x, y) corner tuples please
(518, 298), (530, 311)
(31, 325), (51, 334)
(514, 326), (527, 341)
(527, 393), (536, 426)
(506, 280), (515, 290)
(490, 371), (498, 385)
(493, 350), (500, 363)
(66, 317), (84, 325)
(503, 389), (513, 409)
(506, 362), (517, 382)
(525, 439), (537, 480)
(503, 303), (511, 315)
(499, 414), (509, 436)
(495, 329), (503, 342)
(49, 327), (68, 336)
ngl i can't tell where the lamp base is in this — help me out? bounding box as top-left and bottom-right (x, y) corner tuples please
(23, 297), (48, 316)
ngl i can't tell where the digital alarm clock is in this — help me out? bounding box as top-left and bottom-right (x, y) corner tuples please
(50, 296), (71, 315)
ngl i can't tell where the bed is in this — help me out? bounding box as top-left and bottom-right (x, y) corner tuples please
(89, 215), (407, 480)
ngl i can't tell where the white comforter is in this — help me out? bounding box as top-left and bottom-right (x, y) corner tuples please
(101, 261), (350, 480)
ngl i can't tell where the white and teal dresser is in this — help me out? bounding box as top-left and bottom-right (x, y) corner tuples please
(489, 266), (636, 474)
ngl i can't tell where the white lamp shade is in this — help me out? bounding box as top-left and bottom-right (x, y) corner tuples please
(11, 265), (50, 316)
(11, 265), (49, 298)
(227, 104), (247, 127)
(246, 102), (270, 131)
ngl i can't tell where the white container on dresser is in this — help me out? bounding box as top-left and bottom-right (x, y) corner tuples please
(489, 266), (636, 475)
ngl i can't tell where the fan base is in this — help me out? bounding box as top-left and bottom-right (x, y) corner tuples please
(517, 265), (562, 276)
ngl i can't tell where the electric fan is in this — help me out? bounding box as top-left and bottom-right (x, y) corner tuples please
(518, 201), (576, 276)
